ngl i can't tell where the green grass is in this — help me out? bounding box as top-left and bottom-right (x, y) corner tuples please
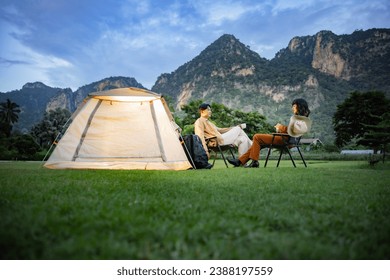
(0, 160), (389, 260)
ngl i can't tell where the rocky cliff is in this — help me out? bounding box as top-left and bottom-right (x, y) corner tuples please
(152, 29), (390, 142)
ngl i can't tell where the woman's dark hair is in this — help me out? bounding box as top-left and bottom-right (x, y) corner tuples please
(292, 98), (310, 116)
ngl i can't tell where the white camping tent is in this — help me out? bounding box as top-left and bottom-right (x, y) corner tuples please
(44, 87), (192, 170)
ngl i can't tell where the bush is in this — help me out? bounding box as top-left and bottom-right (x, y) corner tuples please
(322, 144), (340, 153)
(0, 134), (41, 160)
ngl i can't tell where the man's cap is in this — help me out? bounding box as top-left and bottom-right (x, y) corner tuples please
(199, 103), (210, 110)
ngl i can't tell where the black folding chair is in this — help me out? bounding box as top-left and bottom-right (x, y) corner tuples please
(264, 133), (307, 167)
(205, 136), (236, 168)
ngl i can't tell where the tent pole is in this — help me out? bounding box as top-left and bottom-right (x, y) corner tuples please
(178, 132), (196, 169)
(72, 100), (102, 161)
(150, 101), (167, 162)
(41, 114), (74, 164)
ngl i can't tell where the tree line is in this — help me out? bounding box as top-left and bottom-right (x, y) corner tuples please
(1, 91), (389, 161)
(0, 100), (70, 160)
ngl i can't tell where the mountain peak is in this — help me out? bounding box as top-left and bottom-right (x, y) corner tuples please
(152, 33), (269, 109)
(22, 82), (49, 90)
(214, 34), (239, 44)
(203, 33), (252, 57)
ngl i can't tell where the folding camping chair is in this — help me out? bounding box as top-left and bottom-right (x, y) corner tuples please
(205, 136), (236, 168)
(264, 133), (307, 167)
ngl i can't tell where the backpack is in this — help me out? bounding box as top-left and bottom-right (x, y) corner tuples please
(181, 134), (212, 169)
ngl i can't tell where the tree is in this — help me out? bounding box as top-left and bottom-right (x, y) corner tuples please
(31, 108), (71, 148)
(0, 99), (21, 137)
(358, 112), (390, 161)
(10, 134), (41, 159)
(231, 110), (274, 138)
(178, 100), (204, 131)
(333, 91), (390, 147)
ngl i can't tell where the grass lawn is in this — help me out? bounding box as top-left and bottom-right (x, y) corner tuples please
(0, 160), (389, 259)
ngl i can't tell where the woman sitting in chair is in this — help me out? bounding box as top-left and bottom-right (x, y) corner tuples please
(228, 98), (312, 168)
(194, 103), (252, 159)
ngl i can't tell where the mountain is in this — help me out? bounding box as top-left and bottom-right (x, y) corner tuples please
(1, 29), (389, 143)
(152, 34), (270, 110)
(45, 76), (145, 112)
(273, 29), (390, 90)
(0, 82), (68, 133)
(0, 77), (145, 132)
(152, 29), (390, 142)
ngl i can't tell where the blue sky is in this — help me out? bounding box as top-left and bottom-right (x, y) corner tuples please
(1, 0), (389, 92)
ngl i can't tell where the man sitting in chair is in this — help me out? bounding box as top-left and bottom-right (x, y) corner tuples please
(194, 103), (252, 159)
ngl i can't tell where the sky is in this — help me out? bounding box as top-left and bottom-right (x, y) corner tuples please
(0, 0), (389, 92)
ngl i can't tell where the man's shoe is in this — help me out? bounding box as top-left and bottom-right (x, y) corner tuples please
(244, 160), (259, 168)
(205, 163), (213, 169)
(227, 157), (241, 167)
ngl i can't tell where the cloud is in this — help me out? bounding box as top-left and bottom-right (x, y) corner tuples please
(191, 0), (265, 26)
(271, 0), (318, 15)
(0, 57), (30, 66)
(206, 4), (249, 25)
(120, 0), (151, 16)
(0, 14), (75, 91)
(0, 0), (389, 92)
